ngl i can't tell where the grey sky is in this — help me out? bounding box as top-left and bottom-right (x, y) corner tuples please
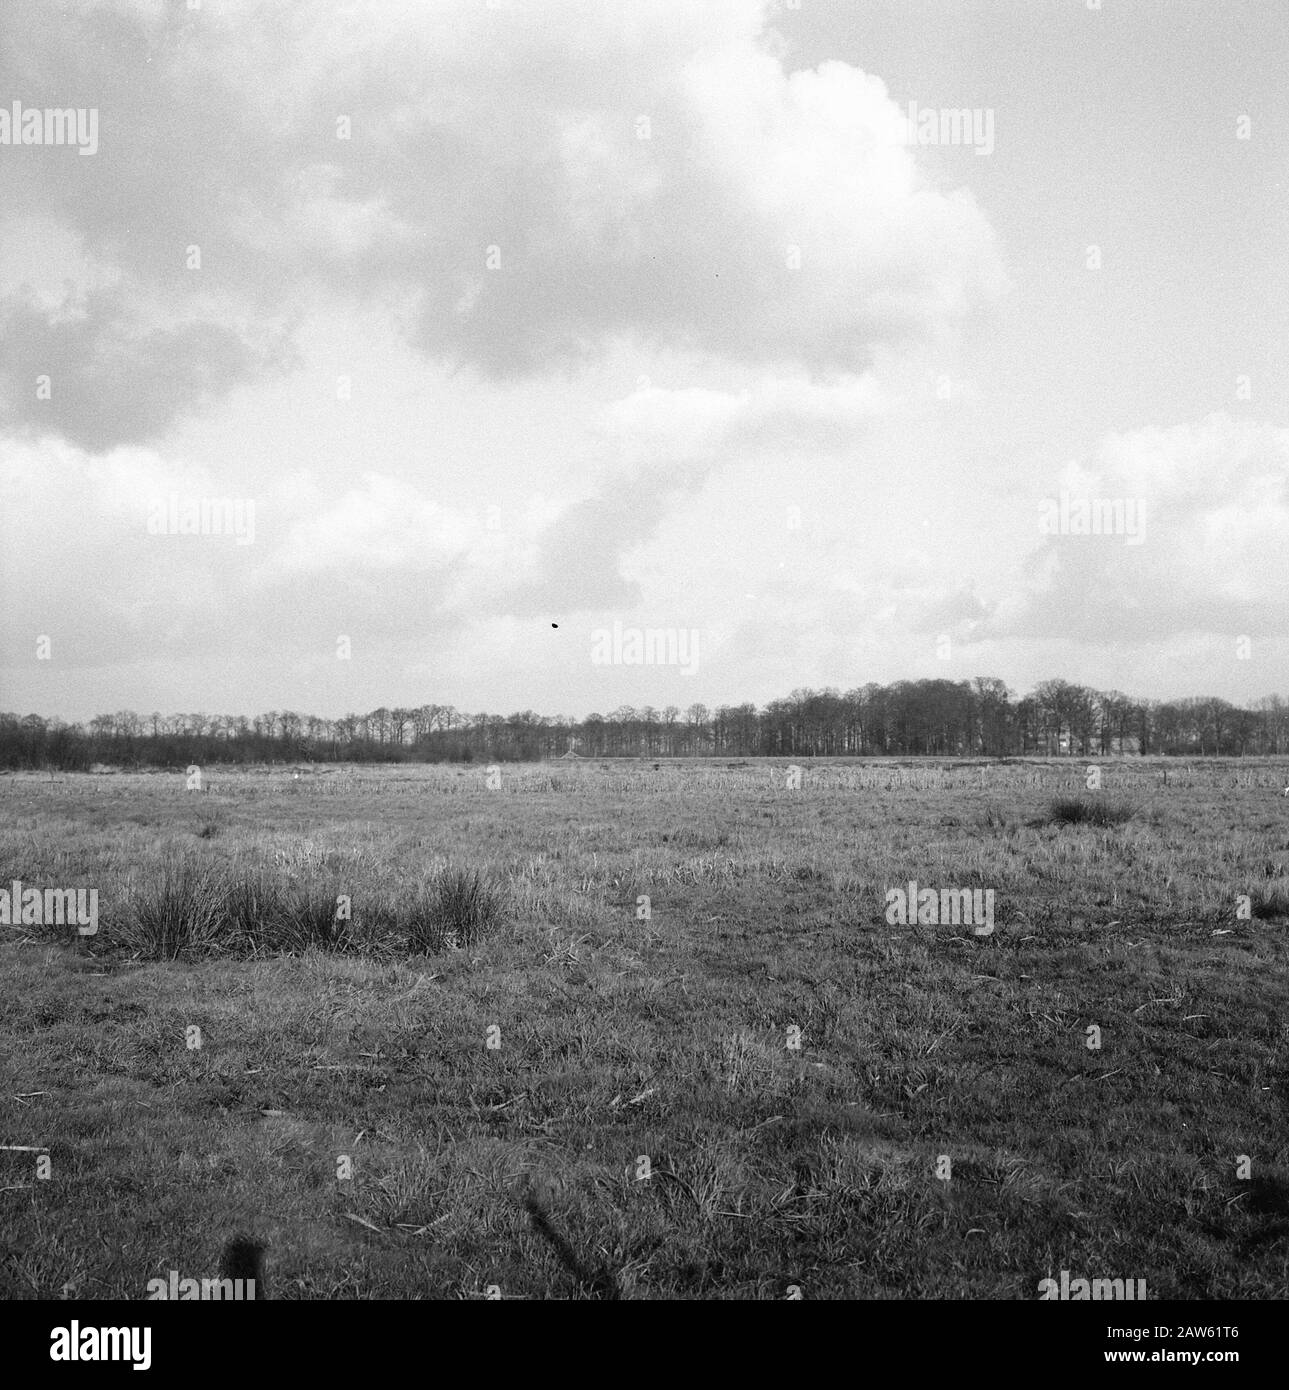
(2, 0), (1286, 720)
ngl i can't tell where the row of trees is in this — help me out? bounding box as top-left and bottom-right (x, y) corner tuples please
(4, 680), (1289, 769)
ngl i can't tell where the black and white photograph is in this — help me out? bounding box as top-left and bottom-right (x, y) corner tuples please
(0, 0), (1285, 1357)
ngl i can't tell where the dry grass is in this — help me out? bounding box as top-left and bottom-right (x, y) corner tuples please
(0, 757), (1286, 1298)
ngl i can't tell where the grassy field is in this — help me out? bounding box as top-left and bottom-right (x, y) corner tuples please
(1, 757), (1287, 1300)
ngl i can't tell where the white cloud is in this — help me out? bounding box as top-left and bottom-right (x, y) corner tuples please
(603, 373), (893, 462)
(994, 414), (1289, 643)
(0, 0), (1007, 446)
(267, 473), (475, 575)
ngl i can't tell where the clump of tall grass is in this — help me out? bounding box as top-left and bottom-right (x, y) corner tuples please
(123, 859), (229, 960)
(124, 863), (351, 960)
(1047, 797), (1136, 827)
(222, 869), (283, 954)
(1250, 883), (1289, 921)
(404, 867), (504, 954)
(85, 860), (502, 961)
(223, 871), (348, 954)
(277, 880), (349, 952)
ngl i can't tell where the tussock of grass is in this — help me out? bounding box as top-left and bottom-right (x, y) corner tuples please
(1250, 883), (1289, 920)
(1047, 796), (1136, 827)
(278, 881), (349, 952)
(223, 872), (349, 954)
(123, 860), (229, 960)
(122, 865), (353, 960)
(222, 869), (282, 953)
(98, 860), (504, 961)
(405, 866), (504, 954)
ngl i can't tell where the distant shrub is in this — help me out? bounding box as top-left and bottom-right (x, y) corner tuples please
(405, 867), (503, 954)
(125, 860), (229, 960)
(1048, 797), (1135, 827)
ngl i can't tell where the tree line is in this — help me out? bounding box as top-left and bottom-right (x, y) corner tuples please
(3, 679), (1288, 770)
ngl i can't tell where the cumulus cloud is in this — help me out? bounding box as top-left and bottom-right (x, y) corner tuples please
(0, 437), (487, 669)
(602, 372), (893, 462)
(0, 286), (292, 451)
(0, 0), (1006, 451)
(907, 586), (992, 636)
(989, 414), (1289, 645)
(0, 0), (1025, 714)
(268, 473), (478, 576)
(498, 466), (702, 616)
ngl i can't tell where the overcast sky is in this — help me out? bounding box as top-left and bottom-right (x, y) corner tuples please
(2, 0), (1287, 722)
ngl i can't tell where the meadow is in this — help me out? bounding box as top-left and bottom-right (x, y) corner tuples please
(1, 757), (1286, 1299)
